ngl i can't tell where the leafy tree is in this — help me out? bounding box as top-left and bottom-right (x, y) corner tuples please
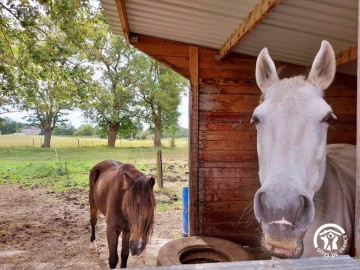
(118, 116), (143, 139)
(136, 57), (187, 146)
(138, 128), (153, 140)
(83, 33), (140, 147)
(53, 122), (76, 136)
(0, 1), (35, 113)
(0, 1), (101, 147)
(0, 117), (23, 134)
(176, 127), (189, 138)
(73, 124), (97, 136)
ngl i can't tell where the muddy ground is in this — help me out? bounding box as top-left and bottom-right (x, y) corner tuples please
(0, 184), (182, 269)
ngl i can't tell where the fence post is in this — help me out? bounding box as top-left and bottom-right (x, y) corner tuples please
(77, 138), (80, 148)
(33, 139), (35, 147)
(157, 149), (163, 189)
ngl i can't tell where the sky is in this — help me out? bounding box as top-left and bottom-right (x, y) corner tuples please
(2, 94), (189, 129)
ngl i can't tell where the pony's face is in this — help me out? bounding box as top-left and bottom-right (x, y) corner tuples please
(253, 41), (336, 258)
(123, 175), (155, 256)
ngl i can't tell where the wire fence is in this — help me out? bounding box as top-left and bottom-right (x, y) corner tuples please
(0, 134), (188, 149)
(0, 138), (189, 170)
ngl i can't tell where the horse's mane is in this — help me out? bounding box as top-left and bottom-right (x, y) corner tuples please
(122, 170), (155, 243)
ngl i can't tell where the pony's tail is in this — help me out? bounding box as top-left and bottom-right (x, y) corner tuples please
(89, 160), (119, 202)
(89, 160), (114, 189)
(89, 165), (100, 208)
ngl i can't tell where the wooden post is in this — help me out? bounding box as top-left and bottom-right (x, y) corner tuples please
(355, 0), (360, 256)
(189, 45), (199, 236)
(33, 139), (34, 148)
(157, 149), (163, 189)
(77, 138), (80, 148)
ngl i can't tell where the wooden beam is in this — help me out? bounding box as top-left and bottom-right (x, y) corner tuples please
(217, 0), (280, 61)
(189, 46), (199, 236)
(355, 0), (360, 256)
(130, 35), (190, 78)
(336, 45), (358, 66)
(115, 0), (130, 46)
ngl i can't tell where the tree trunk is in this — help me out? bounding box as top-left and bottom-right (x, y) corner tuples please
(108, 122), (119, 147)
(42, 122), (52, 148)
(154, 120), (162, 147)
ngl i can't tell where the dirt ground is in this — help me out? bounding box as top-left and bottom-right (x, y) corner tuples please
(0, 184), (182, 269)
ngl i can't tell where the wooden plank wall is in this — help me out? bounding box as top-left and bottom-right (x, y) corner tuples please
(197, 49), (261, 244)
(131, 34), (357, 246)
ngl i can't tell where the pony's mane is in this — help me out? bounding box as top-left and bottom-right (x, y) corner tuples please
(122, 172), (155, 243)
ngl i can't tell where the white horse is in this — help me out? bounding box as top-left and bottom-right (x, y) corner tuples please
(252, 41), (355, 258)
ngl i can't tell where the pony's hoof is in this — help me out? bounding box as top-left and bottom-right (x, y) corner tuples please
(89, 248), (97, 254)
(89, 241), (97, 253)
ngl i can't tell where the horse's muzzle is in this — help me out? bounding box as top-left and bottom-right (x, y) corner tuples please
(130, 239), (144, 256)
(260, 221), (307, 258)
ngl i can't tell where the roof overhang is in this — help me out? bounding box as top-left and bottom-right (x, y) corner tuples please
(100, 0), (358, 75)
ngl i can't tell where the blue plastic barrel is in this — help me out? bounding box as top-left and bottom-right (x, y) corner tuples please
(182, 186), (189, 236)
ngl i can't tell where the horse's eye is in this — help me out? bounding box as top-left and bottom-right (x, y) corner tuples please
(251, 115), (260, 125)
(322, 112), (337, 123)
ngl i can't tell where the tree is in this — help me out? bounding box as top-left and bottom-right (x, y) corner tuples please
(83, 33), (140, 147)
(53, 122), (76, 136)
(136, 57), (187, 146)
(0, 1), (100, 147)
(0, 117), (23, 134)
(17, 17), (95, 147)
(0, 1), (35, 114)
(73, 124), (97, 136)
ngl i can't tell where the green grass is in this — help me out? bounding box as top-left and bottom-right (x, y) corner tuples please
(156, 200), (182, 212)
(0, 135), (189, 198)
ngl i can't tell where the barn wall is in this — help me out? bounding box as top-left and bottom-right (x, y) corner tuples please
(197, 49), (261, 244)
(326, 74), (357, 144)
(131, 35), (357, 246)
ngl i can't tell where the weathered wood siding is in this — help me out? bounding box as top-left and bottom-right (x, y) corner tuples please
(197, 52), (261, 244)
(131, 35), (357, 246)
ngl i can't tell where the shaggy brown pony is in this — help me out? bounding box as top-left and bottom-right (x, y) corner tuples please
(89, 160), (155, 268)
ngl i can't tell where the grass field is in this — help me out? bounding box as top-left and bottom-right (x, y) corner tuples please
(0, 134), (188, 148)
(0, 135), (189, 210)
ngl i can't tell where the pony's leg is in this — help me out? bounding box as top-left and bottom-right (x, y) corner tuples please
(107, 226), (121, 269)
(120, 231), (130, 268)
(89, 203), (98, 252)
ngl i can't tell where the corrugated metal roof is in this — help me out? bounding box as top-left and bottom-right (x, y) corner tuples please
(100, 0), (259, 48)
(234, 0), (358, 67)
(100, 0), (358, 75)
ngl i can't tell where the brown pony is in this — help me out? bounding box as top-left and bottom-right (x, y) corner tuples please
(89, 160), (156, 268)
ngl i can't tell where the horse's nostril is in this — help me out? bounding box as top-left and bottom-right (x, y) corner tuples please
(295, 195), (314, 227)
(254, 191), (267, 222)
(260, 192), (266, 208)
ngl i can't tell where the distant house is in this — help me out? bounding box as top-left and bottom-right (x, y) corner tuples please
(21, 125), (41, 135)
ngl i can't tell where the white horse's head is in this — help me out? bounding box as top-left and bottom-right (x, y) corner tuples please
(253, 41), (336, 258)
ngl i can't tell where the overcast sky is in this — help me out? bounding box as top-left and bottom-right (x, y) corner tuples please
(2, 94), (189, 129)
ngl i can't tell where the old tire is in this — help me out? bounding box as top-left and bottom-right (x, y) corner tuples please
(157, 236), (253, 266)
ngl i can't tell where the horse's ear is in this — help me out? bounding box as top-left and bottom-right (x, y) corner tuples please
(307, 40), (336, 91)
(148, 177), (155, 188)
(123, 172), (131, 189)
(256, 47), (279, 93)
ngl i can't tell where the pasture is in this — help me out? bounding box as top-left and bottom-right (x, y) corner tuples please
(0, 135), (188, 269)
(0, 135), (188, 197)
